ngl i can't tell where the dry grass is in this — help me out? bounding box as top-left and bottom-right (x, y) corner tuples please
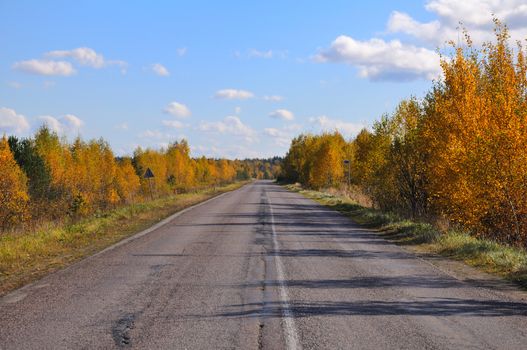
(0, 182), (247, 296)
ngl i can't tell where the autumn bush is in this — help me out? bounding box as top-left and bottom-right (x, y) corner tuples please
(0, 137), (30, 229)
(1, 128), (281, 232)
(282, 20), (527, 247)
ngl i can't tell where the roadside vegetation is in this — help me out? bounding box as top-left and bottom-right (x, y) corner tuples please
(0, 125), (280, 294)
(280, 21), (527, 287)
(0, 129), (281, 232)
(287, 184), (527, 287)
(0, 182), (247, 295)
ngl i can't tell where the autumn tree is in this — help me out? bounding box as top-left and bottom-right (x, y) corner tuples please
(115, 158), (141, 203)
(0, 136), (30, 229)
(8, 136), (51, 205)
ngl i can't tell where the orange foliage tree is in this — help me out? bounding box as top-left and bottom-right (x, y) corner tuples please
(282, 20), (527, 246)
(0, 136), (29, 229)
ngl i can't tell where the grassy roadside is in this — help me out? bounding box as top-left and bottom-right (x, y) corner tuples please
(0, 181), (249, 296)
(285, 183), (527, 288)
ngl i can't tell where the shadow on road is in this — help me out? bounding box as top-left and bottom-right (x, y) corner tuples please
(209, 298), (527, 318)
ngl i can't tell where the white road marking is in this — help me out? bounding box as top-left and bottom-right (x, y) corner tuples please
(267, 191), (302, 350)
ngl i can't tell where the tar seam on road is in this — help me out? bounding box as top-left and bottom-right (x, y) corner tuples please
(266, 191), (302, 350)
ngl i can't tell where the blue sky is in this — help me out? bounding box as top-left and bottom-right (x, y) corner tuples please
(1, 1), (526, 158)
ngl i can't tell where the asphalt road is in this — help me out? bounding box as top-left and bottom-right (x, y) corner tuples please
(1, 180), (526, 349)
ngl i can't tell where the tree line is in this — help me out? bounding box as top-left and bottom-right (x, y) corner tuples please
(281, 21), (527, 247)
(0, 126), (281, 230)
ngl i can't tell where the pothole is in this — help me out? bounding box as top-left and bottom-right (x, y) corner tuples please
(112, 313), (135, 347)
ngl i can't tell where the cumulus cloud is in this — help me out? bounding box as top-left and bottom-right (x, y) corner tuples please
(426, 0), (527, 28)
(388, 1), (527, 46)
(214, 89), (254, 100)
(14, 47), (127, 76)
(315, 36), (441, 81)
(263, 127), (292, 147)
(45, 47), (127, 71)
(0, 107), (30, 134)
(262, 124), (302, 148)
(309, 115), (363, 138)
(46, 47), (105, 68)
(37, 114), (84, 134)
(12, 59), (76, 76)
(314, 1), (527, 81)
(63, 114), (83, 129)
(387, 11), (442, 43)
(269, 109), (295, 121)
(163, 101), (191, 118)
(198, 116), (256, 142)
(263, 95), (283, 102)
(152, 63), (170, 76)
(192, 144), (262, 159)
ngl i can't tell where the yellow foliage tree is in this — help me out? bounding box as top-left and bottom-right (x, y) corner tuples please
(0, 136), (30, 229)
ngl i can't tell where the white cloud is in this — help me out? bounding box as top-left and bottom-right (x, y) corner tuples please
(263, 95), (283, 102)
(387, 1), (527, 46)
(314, 1), (527, 82)
(192, 144), (262, 159)
(198, 116), (256, 142)
(263, 127), (292, 147)
(38, 116), (62, 133)
(387, 11), (441, 43)
(262, 124), (302, 148)
(0, 107), (30, 134)
(163, 101), (191, 118)
(269, 109), (295, 121)
(177, 47), (187, 57)
(425, 0), (527, 28)
(162, 120), (186, 129)
(214, 89), (254, 100)
(315, 35), (441, 81)
(234, 106), (241, 114)
(152, 63), (170, 76)
(37, 114), (83, 134)
(13, 47), (126, 76)
(46, 47), (105, 68)
(63, 114), (83, 129)
(12, 59), (76, 76)
(309, 115), (363, 138)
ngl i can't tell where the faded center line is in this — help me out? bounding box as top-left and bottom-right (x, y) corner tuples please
(266, 190), (302, 350)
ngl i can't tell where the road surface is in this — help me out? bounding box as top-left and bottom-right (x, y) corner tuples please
(1, 180), (526, 349)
